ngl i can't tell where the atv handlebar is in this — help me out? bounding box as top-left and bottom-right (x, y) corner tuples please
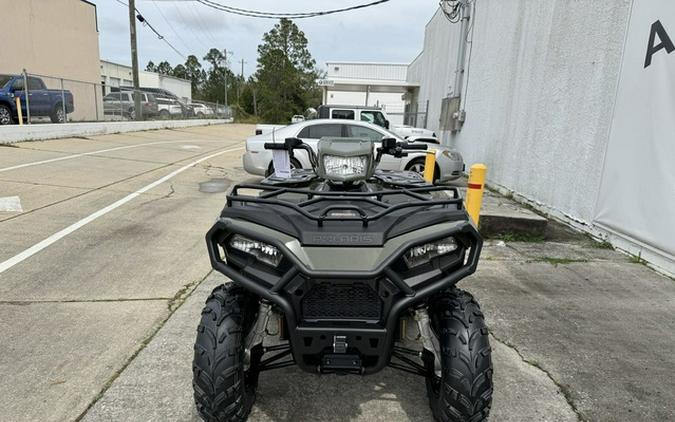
(263, 137), (428, 174)
(400, 143), (428, 151)
(375, 138), (427, 163)
(264, 138), (319, 169)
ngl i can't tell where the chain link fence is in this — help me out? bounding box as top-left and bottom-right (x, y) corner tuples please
(0, 70), (232, 125)
(387, 100), (429, 128)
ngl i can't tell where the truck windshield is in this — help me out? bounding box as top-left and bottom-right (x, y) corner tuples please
(0, 75), (12, 89)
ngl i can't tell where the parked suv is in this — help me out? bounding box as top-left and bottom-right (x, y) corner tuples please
(0, 74), (74, 124)
(127, 87), (193, 118)
(317, 104), (435, 138)
(103, 91), (158, 119)
(318, 104), (391, 128)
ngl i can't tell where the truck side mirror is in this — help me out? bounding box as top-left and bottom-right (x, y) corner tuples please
(384, 120), (390, 129)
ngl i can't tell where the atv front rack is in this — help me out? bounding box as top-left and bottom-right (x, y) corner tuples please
(226, 183), (464, 228)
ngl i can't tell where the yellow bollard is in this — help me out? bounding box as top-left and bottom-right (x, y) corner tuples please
(465, 163), (487, 225)
(15, 97), (23, 126)
(423, 149), (436, 183)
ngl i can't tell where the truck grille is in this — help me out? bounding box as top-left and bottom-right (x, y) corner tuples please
(302, 282), (382, 321)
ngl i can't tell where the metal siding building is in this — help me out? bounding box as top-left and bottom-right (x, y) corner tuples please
(0, 0), (101, 121)
(100, 61), (193, 102)
(407, 1), (674, 275)
(323, 61), (418, 125)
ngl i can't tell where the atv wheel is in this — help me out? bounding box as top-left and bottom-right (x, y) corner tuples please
(426, 289), (493, 422)
(193, 283), (261, 422)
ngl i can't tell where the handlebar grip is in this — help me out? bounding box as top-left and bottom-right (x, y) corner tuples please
(400, 143), (428, 150)
(263, 143), (288, 150)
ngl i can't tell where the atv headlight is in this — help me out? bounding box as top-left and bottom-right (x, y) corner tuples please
(229, 234), (282, 266)
(316, 138), (375, 182)
(322, 154), (369, 178)
(404, 237), (458, 268)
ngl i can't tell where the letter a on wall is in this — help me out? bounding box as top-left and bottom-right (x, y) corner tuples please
(594, 0), (675, 269)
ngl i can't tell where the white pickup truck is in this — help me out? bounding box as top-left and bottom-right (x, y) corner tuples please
(255, 105), (436, 138)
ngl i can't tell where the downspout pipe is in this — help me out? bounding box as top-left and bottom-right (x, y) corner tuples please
(453, 1), (471, 100)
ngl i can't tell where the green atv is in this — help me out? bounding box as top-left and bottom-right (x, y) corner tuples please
(193, 137), (493, 421)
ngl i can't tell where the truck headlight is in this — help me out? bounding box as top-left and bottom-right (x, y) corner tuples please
(229, 234), (282, 266)
(322, 155), (369, 178)
(404, 237), (458, 268)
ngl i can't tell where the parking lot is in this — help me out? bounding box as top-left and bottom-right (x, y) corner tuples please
(1, 124), (674, 422)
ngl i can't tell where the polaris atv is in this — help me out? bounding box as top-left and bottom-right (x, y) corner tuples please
(193, 137), (493, 421)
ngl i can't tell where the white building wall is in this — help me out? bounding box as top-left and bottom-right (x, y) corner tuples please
(409, 0), (632, 227)
(326, 62), (408, 81)
(100, 61), (191, 101)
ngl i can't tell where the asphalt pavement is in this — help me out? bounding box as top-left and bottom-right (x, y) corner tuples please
(1, 124), (674, 422)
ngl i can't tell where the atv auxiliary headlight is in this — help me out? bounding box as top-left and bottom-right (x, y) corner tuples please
(404, 237), (458, 268)
(229, 234), (282, 267)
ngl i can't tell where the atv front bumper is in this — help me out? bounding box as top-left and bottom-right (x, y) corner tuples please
(206, 218), (482, 374)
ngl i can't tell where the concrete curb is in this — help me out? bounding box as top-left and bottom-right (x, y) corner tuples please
(0, 119), (233, 144)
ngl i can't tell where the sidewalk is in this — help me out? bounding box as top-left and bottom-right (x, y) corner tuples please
(81, 192), (675, 421)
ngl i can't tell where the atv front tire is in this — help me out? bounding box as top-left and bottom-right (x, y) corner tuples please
(426, 289), (493, 422)
(193, 284), (260, 422)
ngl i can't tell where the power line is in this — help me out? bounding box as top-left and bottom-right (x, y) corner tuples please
(184, 3), (222, 47)
(150, 0), (192, 52)
(191, 0), (392, 19)
(169, 1), (213, 51)
(115, 0), (186, 59)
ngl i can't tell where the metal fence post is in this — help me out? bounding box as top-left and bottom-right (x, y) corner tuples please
(23, 69), (31, 124)
(60, 78), (66, 123)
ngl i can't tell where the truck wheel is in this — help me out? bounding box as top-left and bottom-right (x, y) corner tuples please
(425, 289), (493, 422)
(50, 104), (65, 123)
(193, 283), (261, 422)
(0, 104), (13, 125)
(406, 158), (440, 181)
(159, 109), (170, 119)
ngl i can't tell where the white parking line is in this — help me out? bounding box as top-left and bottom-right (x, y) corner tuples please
(0, 145), (243, 275)
(0, 140), (225, 173)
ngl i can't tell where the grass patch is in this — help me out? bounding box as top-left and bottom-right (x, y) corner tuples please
(489, 232), (546, 242)
(536, 257), (588, 266)
(630, 252), (647, 265)
(590, 240), (614, 250)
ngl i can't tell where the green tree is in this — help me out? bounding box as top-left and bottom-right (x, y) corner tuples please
(201, 48), (236, 105)
(145, 61), (157, 72)
(156, 61), (173, 75)
(254, 18), (321, 123)
(172, 64), (187, 79)
(184, 55), (204, 97)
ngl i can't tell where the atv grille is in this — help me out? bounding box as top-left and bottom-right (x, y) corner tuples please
(302, 282), (382, 320)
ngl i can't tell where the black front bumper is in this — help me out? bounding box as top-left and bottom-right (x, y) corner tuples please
(206, 219), (482, 374)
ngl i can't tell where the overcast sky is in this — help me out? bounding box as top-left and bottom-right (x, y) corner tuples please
(91, 0), (439, 76)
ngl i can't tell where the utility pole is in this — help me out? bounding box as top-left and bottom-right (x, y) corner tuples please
(223, 48), (228, 107)
(128, 0), (141, 120)
(238, 59), (246, 102)
(252, 87), (257, 116)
